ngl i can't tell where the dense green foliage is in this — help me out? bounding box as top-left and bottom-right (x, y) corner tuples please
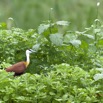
(1, 1), (103, 102)
(0, 64), (103, 103)
(0, 19), (103, 102)
(1, 19), (103, 72)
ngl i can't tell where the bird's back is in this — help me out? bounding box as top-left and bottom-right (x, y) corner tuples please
(6, 61), (27, 75)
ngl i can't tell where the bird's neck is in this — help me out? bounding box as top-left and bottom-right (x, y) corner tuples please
(26, 53), (30, 67)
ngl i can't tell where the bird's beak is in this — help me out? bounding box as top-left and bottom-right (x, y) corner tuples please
(29, 49), (36, 53)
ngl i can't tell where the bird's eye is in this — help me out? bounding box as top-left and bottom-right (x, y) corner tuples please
(29, 49), (32, 51)
(29, 49), (35, 53)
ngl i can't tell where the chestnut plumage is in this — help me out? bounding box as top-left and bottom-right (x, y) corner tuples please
(5, 49), (34, 76)
(6, 62), (27, 76)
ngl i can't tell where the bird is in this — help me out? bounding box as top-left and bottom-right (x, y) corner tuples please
(5, 49), (34, 76)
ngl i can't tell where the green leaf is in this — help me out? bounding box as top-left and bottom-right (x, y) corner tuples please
(56, 21), (69, 26)
(55, 98), (62, 102)
(94, 73), (103, 81)
(94, 29), (101, 33)
(69, 40), (81, 47)
(49, 33), (63, 46)
(83, 34), (94, 40)
(49, 92), (55, 96)
(96, 68), (103, 72)
(64, 33), (76, 43)
(78, 34), (94, 44)
(38, 24), (50, 34)
(62, 93), (69, 101)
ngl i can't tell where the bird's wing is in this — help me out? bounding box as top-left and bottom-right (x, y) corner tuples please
(6, 61), (26, 73)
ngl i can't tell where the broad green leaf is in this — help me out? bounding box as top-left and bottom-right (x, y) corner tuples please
(38, 24), (50, 34)
(69, 40), (81, 47)
(56, 21), (69, 26)
(78, 34), (94, 44)
(94, 29), (101, 33)
(49, 92), (55, 96)
(49, 33), (63, 46)
(62, 93), (69, 101)
(94, 73), (103, 81)
(64, 33), (76, 43)
(96, 68), (103, 72)
(55, 98), (62, 102)
(83, 34), (94, 40)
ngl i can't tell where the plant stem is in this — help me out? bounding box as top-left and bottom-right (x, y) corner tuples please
(49, 8), (53, 34)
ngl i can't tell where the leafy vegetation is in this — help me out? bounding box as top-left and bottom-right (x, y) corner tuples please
(1, 19), (103, 71)
(1, 1), (103, 102)
(0, 64), (102, 103)
(0, 18), (103, 102)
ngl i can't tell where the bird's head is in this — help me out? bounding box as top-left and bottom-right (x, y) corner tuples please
(26, 49), (35, 55)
